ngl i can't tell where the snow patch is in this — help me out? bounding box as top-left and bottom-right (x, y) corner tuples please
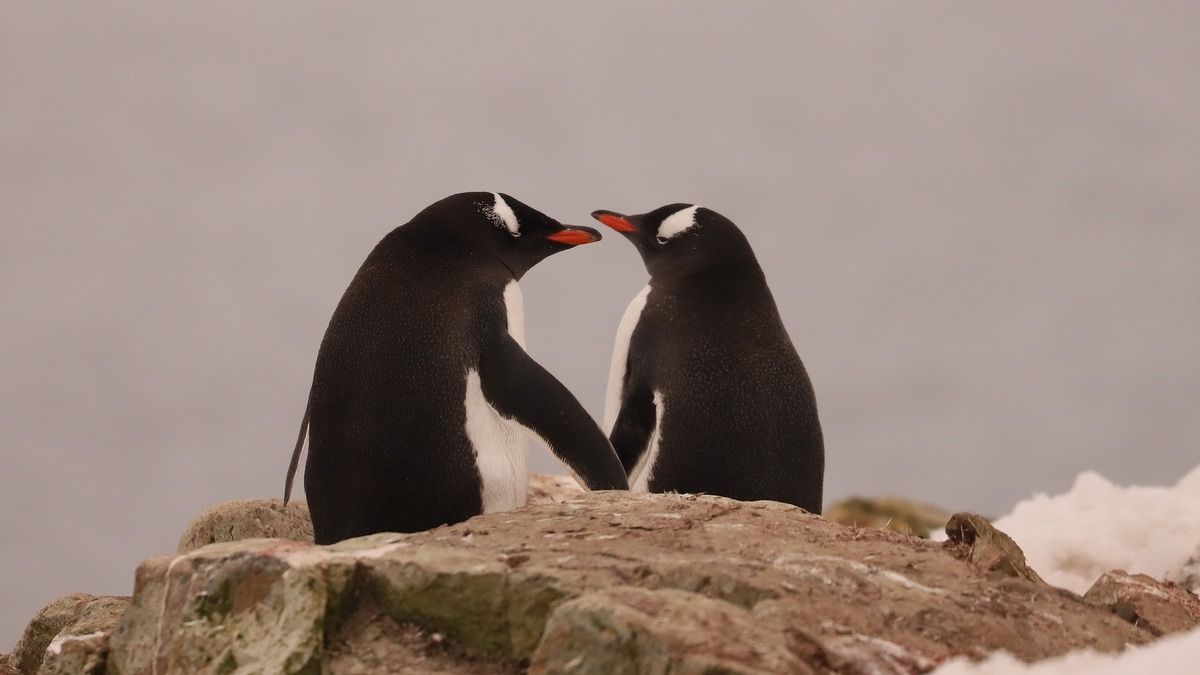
(933, 625), (1200, 674)
(992, 464), (1200, 594)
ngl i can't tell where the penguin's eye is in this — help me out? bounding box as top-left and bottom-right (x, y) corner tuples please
(656, 236), (668, 245)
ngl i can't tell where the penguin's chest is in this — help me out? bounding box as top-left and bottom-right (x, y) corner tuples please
(461, 280), (529, 513)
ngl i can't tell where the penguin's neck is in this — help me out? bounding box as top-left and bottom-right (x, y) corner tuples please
(653, 258), (766, 290)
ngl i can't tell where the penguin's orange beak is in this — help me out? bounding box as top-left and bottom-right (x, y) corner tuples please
(546, 225), (602, 246)
(590, 210), (636, 233)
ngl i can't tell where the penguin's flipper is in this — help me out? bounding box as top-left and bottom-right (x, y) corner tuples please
(283, 399), (310, 505)
(608, 379), (657, 477)
(480, 335), (629, 491)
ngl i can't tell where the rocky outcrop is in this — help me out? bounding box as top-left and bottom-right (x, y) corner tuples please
(530, 587), (808, 675)
(177, 499), (314, 552)
(825, 496), (951, 538)
(4, 594), (127, 675)
(1083, 570), (1200, 637)
(174, 474), (584, 555)
(12, 480), (1200, 674)
(943, 512), (1046, 584)
(104, 492), (1156, 674)
(6, 594), (94, 675)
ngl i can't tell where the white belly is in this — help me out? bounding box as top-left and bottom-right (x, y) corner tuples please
(463, 369), (529, 512)
(628, 390), (665, 493)
(462, 280), (530, 513)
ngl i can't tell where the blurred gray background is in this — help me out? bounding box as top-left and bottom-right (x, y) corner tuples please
(3, 1), (1198, 647)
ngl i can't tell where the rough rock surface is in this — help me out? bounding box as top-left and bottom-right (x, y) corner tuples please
(826, 496), (951, 538)
(177, 498), (314, 552)
(1083, 570), (1200, 637)
(943, 512), (1046, 584)
(5, 593), (128, 675)
(526, 474), (584, 506)
(106, 491), (1156, 675)
(324, 602), (521, 675)
(39, 596), (129, 675)
(174, 474), (583, 555)
(530, 586), (809, 675)
(6, 594), (97, 675)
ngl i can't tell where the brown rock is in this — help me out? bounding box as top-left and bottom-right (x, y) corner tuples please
(177, 498), (314, 552)
(943, 512), (1046, 584)
(174, 475), (580, 555)
(826, 496), (951, 538)
(1083, 570), (1200, 636)
(7, 593), (128, 675)
(526, 474), (584, 505)
(109, 492), (1152, 674)
(530, 587), (811, 675)
(38, 595), (129, 675)
(325, 601), (521, 675)
(7, 593), (93, 675)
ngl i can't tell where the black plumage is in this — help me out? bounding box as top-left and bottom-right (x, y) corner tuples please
(287, 193), (626, 544)
(594, 204), (824, 513)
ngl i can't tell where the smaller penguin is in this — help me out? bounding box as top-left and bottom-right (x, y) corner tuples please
(286, 192), (628, 544)
(592, 204), (824, 513)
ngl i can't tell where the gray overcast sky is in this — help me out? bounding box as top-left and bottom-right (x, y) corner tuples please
(3, 2), (1199, 648)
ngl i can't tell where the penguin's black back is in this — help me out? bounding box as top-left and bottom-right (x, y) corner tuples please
(305, 225), (508, 542)
(630, 265), (824, 512)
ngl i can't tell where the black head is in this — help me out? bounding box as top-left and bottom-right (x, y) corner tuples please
(408, 192), (602, 279)
(591, 203), (758, 278)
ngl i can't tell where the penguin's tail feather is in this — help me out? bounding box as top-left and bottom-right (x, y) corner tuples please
(283, 398), (310, 505)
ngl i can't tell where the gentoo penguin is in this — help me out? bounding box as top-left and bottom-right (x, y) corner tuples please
(285, 193), (628, 544)
(592, 204), (824, 513)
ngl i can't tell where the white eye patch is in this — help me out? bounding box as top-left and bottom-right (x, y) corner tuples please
(656, 205), (701, 242)
(489, 193), (521, 235)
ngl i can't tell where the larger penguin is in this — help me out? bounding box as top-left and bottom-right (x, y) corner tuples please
(592, 204), (824, 513)
(286, 192), (628, 544)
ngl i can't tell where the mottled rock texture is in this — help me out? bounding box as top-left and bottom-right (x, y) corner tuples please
(6, 593), (94, 675)
(174, 474), (584, 555)
(103, 492), (1158, 675)
(943, 512), (1046, 584)
(525, 474), (584, 506)
(1083, 570), (1200, 637)
(5, 593), (127, 675)
(825, 496), (951, 538)
(177, 498), (314, 552)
